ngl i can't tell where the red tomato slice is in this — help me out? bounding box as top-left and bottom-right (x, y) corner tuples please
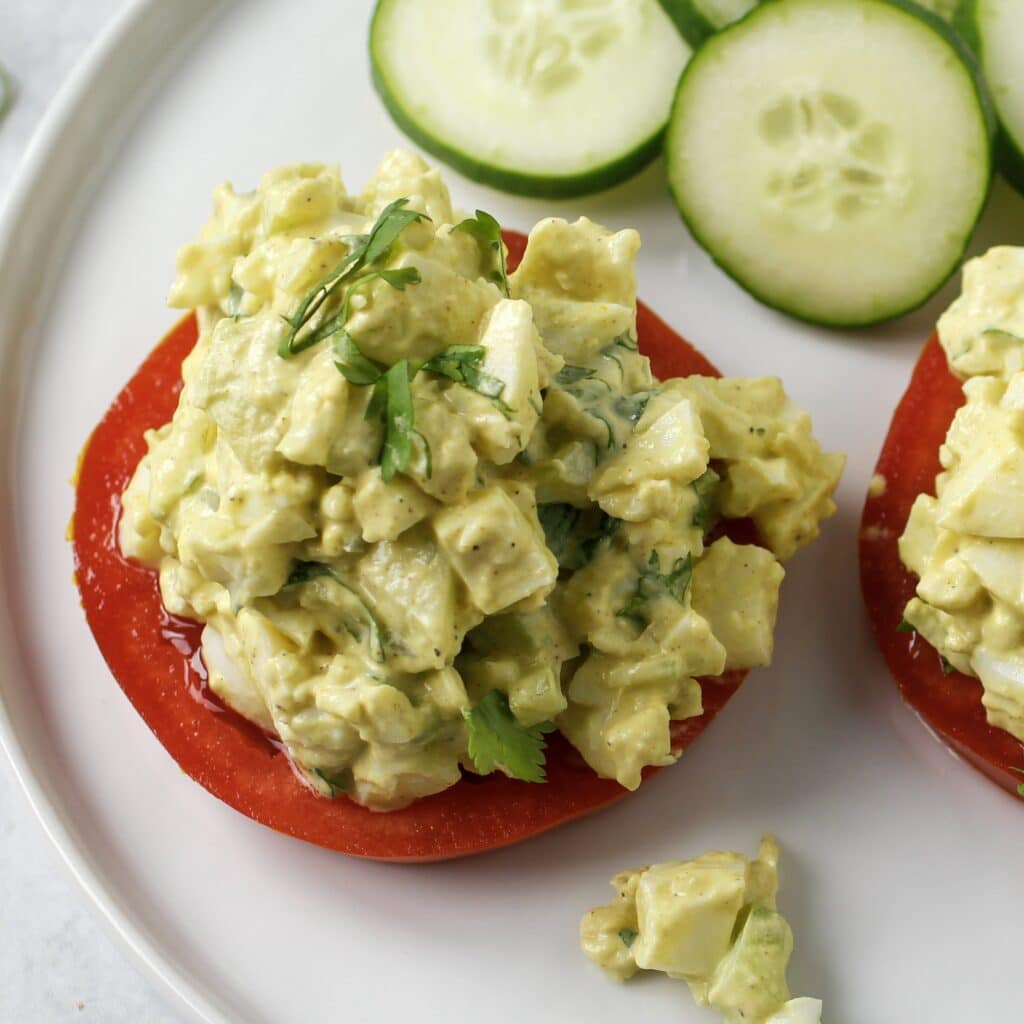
(860, 333), (1024, 796)
(72, 230), (747, 861)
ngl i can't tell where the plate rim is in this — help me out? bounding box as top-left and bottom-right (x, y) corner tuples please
(0, 2), (231, 1020)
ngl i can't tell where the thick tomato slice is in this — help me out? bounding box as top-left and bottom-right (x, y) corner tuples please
(72, 230), (746, 861)
(860, 333), (1024, 796)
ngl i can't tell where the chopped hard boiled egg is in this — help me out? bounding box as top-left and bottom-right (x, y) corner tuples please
(120, 150), (843, 809)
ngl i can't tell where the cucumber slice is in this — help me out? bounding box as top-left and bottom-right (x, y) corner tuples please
(661, 0), (956, 49)
(957, 0), (1024, 195)
(659, 0), (757, 46)
(666, 0), (994, 328)
(369, 0), (691, 198)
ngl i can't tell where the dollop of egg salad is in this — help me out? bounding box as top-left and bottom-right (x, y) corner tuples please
(581, 835), (822, 1024)
(119, 150), (844, 811)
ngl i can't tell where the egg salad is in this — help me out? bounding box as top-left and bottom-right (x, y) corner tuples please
(119, 149), (843, 810)
(900, 247), (1024, 742)
(580, 835), (822, 1024)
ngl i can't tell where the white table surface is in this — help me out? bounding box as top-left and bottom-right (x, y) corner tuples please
(0, 2), (187, 1020)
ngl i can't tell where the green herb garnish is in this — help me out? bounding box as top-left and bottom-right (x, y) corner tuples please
(336, 333), (510, 480)
(896, 618), (918, 634)
(939, 655), (955, 675)
(612, 392), (651, 428)
(618, 551), (694, 627)
(554, 364), (595, 386)
(463, 691), (554, 783)
(538, 503), (581, 565)
(538, 504), (620, 570)
(378, 360), (425, 483)
(282, 561), (387, 660)
(279, 198), (428, 357)
(618, 928), (638, 949)
(313, 767), (354, 797)
(421, 344), (511, 415)
(454, 209), (509, 296)
(692, 468), (721, 532)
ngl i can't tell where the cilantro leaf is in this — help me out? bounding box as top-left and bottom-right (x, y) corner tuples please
(421, 344), (511, 416)
(454, 209), (509, 296)
(291, 265), (422, 358)
(896, 618), (918, 634)
(380, 360), (418, 482)
(334, 332), (384, 385)
(463, 691), (554, 783)
(612, 392), (651, 428)
(580, 514), (621, 564)
(692, 468), (721, 531)
(281, 561), (387, 660)
(618, 928), (638, 949)
(618, 551), (694, 627)
(554, 364), (595, 386)
(538, 503), (581, 565)
(313, 767), (354, 797)
(362, 199), (430, 264)
(939, 655), (955, 675)
(279, 198), (428, 357)
(538, 503), (620, 570)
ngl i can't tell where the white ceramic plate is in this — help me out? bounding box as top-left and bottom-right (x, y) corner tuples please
(3, 2), (1024, 1021)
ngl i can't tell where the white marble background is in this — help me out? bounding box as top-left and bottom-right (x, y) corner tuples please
(0, 2), (188, 1021)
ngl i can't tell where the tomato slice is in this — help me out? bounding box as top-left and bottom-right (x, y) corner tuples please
(860, 333), (1024, 796)
(72, 230), (746, 861)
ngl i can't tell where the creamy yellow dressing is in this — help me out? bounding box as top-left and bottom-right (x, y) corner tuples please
(901, 247), (1024, 742)
(580, 835), (822, 1024)
(120, 151), (843, 809)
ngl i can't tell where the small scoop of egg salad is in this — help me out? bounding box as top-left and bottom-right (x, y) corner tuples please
(119, 149), (843, 810)
(580, 835), (822, 1024)
(901, 247), (1024, 742)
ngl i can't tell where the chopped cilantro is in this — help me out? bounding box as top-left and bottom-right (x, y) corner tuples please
(538, 504), (620, 570)
(538, 503), (581, 564)
(612, 392), (651, 428)
(618, 551), (693, 627)
(421, 344), (511, 415)
(463, 691), (554, 783)
(454, 209), (509, 296)
(313, 767), (354, 797)
(896, 618), (918, 634)
(379, 360), (421, 482)
(692, 468), (721, 531)
(555, 364), (595, 386)
(279, 198), (428, 357)
(618, 928), (638, 949)
(282, 561), (386, 660)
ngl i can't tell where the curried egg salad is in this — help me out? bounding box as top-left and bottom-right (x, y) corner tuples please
(901, 247), (1024, 742)
(120, 150), (843, 810)
(580, 835), (822, 1024)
